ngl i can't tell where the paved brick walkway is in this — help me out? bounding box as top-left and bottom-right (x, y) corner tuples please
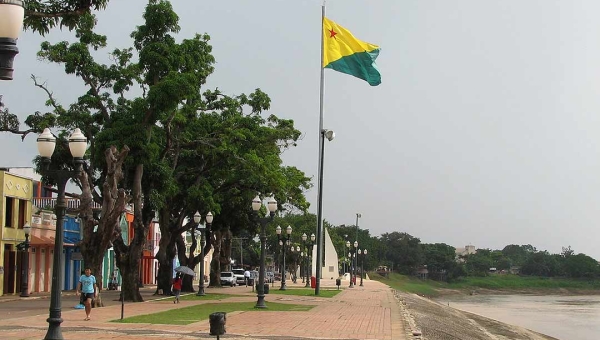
(0, 278), (406, 339)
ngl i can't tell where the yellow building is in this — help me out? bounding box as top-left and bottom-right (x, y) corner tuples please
(0, 169), (33, 296)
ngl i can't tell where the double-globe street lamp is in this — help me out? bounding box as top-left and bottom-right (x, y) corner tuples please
(194, 211), (213, 296)
(251, 195), (277, 308)
(19, 223), (31, 297)
(358, 249), (367, 287)
(37, 127), (88, 340)
(302, 232), (316, 288)
(346, 240), (358, 288)
(0, 0), (24, 80)
(275, 225), (292, 290)
(291, 245), (300, 283)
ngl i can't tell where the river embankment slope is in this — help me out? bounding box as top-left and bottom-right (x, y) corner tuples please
(394, 289), (558, 340)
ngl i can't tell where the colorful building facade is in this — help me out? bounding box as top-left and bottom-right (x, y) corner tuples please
(0, 170), (33, 296)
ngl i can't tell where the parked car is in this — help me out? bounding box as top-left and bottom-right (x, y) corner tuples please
(220, 272), (236, 287)
(232, 268), (246, 285)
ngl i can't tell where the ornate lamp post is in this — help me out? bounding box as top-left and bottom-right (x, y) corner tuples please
(353, 240), (358, 286)
(276, 225), (292, 290)
(37, 127), (88, 340)
(300, 251), (305, 283)
(358, 249), (367, 287)
(194, 211), (213, 296)
(346, 240), (358, 288)
(251, 195), (277, 308)
(346, 241), (353, 288)
(302, 233), (315, 288)
(0, 0), (24, 80)
(19, 223), (31, 297)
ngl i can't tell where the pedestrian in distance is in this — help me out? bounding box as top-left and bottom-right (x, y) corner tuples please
(244, 269), (250, 286)
(76, 267), (98, 321)
(172, 273), (182, 304)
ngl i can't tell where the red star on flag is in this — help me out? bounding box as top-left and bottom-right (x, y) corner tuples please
(329, 28), (337, 39)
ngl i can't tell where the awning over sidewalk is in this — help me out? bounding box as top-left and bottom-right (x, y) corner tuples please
(29, 234), (54, 245)
(29, 235), (79, 246)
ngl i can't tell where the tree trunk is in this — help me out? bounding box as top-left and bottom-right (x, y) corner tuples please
(155, 208), (176, 295)
(209, 230), (223, 287)
(113, 163), (150, 302)
(76, 146), (129, 307)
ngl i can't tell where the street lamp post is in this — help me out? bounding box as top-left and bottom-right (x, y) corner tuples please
(251, 195), (278, 308)
(346, 241), (353, 288)
(300, 251), (305, 283)
(0, 0), (25, 80)
(302, 233), (315, 288)
(19, 223), (31, 297)
(276, 225), (292, 290)
(37, 127), (88, 340)
(293, 245), (300, 283)
(353, 240), (358, 287)
(194, 211), (213, 296)
(359, 249), (367, 287)
(346, 240), (358, 288)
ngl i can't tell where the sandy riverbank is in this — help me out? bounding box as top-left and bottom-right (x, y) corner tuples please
(393, 290), (558, 340)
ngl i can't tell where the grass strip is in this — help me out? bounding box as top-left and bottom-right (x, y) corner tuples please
(267, 288), (341, 298)
(113, 301), (315, 325)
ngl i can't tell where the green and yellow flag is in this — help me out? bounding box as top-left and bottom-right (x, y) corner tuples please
(323, 17), (381, 86)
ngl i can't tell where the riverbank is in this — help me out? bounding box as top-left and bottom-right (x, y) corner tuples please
(436, 286), (600, 297)
(394, 289), (558, 340)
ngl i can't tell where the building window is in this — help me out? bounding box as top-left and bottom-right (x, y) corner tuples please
(18, 199), (26, 229)
(5, 197), (14, 228)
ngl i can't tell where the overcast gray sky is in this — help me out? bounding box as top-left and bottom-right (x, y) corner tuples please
(3, 0), (600, 259)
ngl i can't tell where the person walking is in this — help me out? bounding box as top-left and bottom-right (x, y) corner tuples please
(172, 273), (182, 303)
(244, 269), (250, 286)
(76, 267), (98, 321)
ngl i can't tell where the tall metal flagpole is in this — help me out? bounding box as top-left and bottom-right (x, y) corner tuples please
(315, 3), (326, 295)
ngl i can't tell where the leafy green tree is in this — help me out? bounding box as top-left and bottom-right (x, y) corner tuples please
(379, 231), (423, 274)
(563, 253), (599, 278)
(2, 0), (310, 301)
(520, 251), (560, 277)
(464, 249), (493, 276)
(421, 243), (456, 280)
(24, 0), (110, 35)
(501, 244), (536, 267)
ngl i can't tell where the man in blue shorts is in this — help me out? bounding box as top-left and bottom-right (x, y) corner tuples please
(76, 267), (98, 321)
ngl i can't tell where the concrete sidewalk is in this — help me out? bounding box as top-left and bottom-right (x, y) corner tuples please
(0, 279), (407, 339)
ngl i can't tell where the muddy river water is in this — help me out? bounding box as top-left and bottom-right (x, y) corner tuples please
(439, 294), (600, 340)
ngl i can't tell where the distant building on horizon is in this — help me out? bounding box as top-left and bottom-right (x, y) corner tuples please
(455, 244), (476, 262)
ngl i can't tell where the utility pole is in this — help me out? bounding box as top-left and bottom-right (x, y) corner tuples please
(232, 237), (248, 267)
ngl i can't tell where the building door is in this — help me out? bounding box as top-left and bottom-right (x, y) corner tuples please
(3, 245), (16, 294)
(39, 249), (46, 292)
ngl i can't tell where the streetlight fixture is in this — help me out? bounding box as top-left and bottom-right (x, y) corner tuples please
(302, 233), (316, 288)
(37, 127), (88, 340)
(315, 128), (335, 295)
(251, 195), (277, 308)
(346, 240), (358, 288)
(358, 249), (367, 287)
(19, 223), (31, 297)
(194, 211), (213, 296)
(300, 251), (305, 284)
(346, 241), (353, 288)
(0, 0), (25, 80)
(276, 225), (292, 290)
(353, 240), (358, 287)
